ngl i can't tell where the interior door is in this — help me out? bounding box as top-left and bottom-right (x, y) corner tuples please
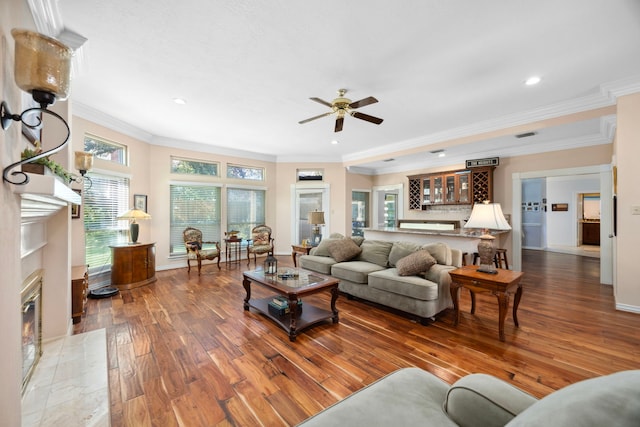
(293, 188), (329, 244)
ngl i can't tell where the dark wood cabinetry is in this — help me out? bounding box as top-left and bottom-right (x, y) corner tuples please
(409, 168), (491, 210)
(110, 243), (157, 290)
(582, 222), (600, 246)
(71, 265), (88, 324)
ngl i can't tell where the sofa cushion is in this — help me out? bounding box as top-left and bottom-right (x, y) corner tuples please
(388, 241), (423, 267)
(368, 269), (439, 301)
(396, 250), (437, 276)
(299, 255), (337, 275)
(356, 240), (394, 267)
(423, 242), (452, 265)
(331, 261), (386, 284)
(326, 238), (362, 262)
(506, 370), (640, 427)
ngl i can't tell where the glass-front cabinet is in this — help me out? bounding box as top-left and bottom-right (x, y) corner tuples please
(408, 169), (475, 209)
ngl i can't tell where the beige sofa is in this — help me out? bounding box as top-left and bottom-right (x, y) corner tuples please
(299, 236), (462, 323)
(296, 367), (640, 427)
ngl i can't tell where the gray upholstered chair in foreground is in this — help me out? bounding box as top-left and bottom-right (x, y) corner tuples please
(246, 224), (274, 265)
(297, 367), (640, 427)
(183, 227), (221, 274)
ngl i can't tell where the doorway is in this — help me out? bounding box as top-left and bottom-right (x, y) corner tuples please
(292, 186), (330, 245)
(372, 184), (404, 228)
(512, 165), (613, 285)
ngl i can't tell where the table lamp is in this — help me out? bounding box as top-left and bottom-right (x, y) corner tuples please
(464, 201), (511, 274)
(117, 208), (151, 244)
(308, 210), (325, 246)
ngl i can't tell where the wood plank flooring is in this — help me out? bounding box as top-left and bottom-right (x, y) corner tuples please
(73, 250), (640, 426)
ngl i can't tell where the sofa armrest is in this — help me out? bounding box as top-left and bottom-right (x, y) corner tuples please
(443, 374), (537, 427)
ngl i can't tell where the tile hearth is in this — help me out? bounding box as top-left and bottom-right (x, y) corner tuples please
(21, 329), (110, 426)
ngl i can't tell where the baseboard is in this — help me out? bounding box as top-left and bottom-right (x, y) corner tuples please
(615, 303), (640, 314)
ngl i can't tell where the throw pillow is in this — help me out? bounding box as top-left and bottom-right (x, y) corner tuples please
(396, 250), (437, 276)
(313, 238), (341, 257)
(422, 242), (451, 265)
(327, 239), (362, 262)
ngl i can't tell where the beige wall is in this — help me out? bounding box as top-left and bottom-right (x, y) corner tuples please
(614, 92), (640, 308)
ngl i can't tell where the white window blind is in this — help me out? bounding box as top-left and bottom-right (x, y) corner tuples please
(170, 184), (221, 256)
(83, 173), (130, 273)
(227, 187), (266, 239)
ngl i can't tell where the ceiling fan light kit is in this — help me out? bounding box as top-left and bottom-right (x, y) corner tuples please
(299, 89), (383, 132)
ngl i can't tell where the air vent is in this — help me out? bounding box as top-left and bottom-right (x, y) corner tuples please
(515, 131), (537, 138)
(383, 158), (395, 162)
(429, 149), (445, 154)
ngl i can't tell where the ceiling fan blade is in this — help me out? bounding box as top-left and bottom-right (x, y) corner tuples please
(351, 111), (383, 125)
(334, 116), (344, 132)
(309, 97), (333, 108)
(299, 111), (333, 124)
(349, 96), (378, 109)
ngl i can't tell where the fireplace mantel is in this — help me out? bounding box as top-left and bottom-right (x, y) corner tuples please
(13, 173), (81, 221)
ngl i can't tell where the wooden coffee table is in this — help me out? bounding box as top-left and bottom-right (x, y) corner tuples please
(448, 266), (524, 342)
(242, 268), (339, 341)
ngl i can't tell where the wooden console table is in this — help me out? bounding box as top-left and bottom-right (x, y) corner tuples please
(448, 266), (524, 341)
(71, 265), (88, 324)
(110, 243), (157, 290)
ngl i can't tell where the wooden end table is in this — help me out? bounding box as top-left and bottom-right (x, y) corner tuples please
(224, 237), (243, 267)
(242, 268), (339, 341)
(291, 244), (312, 267)
(448, 266), (524, 342)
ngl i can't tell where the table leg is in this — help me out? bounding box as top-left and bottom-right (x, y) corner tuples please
(450, 283), (461, 326)
(494, 291), (510, 342)
(292, 251), (297, 267)
(513, 285), (523, 327)
(288, 296), (299, 342)
(469, 290), (476, 314)
(242, 278), (251, 310)
(330, 286), (340, 323)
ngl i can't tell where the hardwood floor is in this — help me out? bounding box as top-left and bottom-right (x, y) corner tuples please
(73, 250), (640, 427)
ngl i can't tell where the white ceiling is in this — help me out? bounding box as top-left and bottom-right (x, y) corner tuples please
(53, 0), (640, 174)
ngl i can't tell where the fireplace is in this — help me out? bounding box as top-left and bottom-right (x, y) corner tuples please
(21, 269), (43, 394)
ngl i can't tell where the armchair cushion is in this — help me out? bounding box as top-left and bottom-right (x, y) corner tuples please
(444, 374), (537, 427)
(505, 370), (640, 427)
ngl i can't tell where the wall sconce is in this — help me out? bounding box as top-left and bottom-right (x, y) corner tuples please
(69, 151), (94, 189)
(1, 29), (73, 185)
(116, 208), (152, 244)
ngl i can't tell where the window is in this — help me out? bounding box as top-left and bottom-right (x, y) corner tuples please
(171, 156), (219, 176)
(170, 184), (221, 256)
(351, 191), (370, 236)
(84, 134), (127, 165)
(227, 164), (264, 181)
(227, 187), (266, 239)
(297, 168), (323, 181)
(83, 173), (130, 272)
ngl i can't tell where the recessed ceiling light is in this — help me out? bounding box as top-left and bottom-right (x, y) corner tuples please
(438, 152), (446, 158)
(331, 140), (339, 145)
(525, 76), (541, 86)
(173, 98), (187, 105)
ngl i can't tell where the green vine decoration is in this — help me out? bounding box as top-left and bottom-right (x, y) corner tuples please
(21, 141), (73, 183)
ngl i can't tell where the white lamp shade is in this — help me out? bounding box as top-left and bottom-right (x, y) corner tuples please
(117, 208), (151, 222)
(464, 202), (511, 231)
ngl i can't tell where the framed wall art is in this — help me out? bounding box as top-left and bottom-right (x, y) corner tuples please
(134, 194), (147, 212)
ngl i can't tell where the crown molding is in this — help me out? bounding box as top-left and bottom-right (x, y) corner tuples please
(73, 102), (153, 143)
(151, 136), (277, 163)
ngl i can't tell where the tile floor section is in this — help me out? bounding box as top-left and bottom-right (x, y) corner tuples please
(21, 328), (110, 426)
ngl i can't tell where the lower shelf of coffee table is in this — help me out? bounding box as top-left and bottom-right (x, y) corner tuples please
(248, 296), (335, 340)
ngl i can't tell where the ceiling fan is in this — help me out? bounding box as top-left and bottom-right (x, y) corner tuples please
(298, 89), (383, 132)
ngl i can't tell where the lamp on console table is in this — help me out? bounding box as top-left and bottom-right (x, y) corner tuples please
(308, 210), (325, 246)
(464, 201), (511, 274)
(117, 208), (151, 244)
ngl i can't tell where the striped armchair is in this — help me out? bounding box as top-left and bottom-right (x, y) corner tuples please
(246, 225), (274, 265)
(183, 227), (221, 274)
